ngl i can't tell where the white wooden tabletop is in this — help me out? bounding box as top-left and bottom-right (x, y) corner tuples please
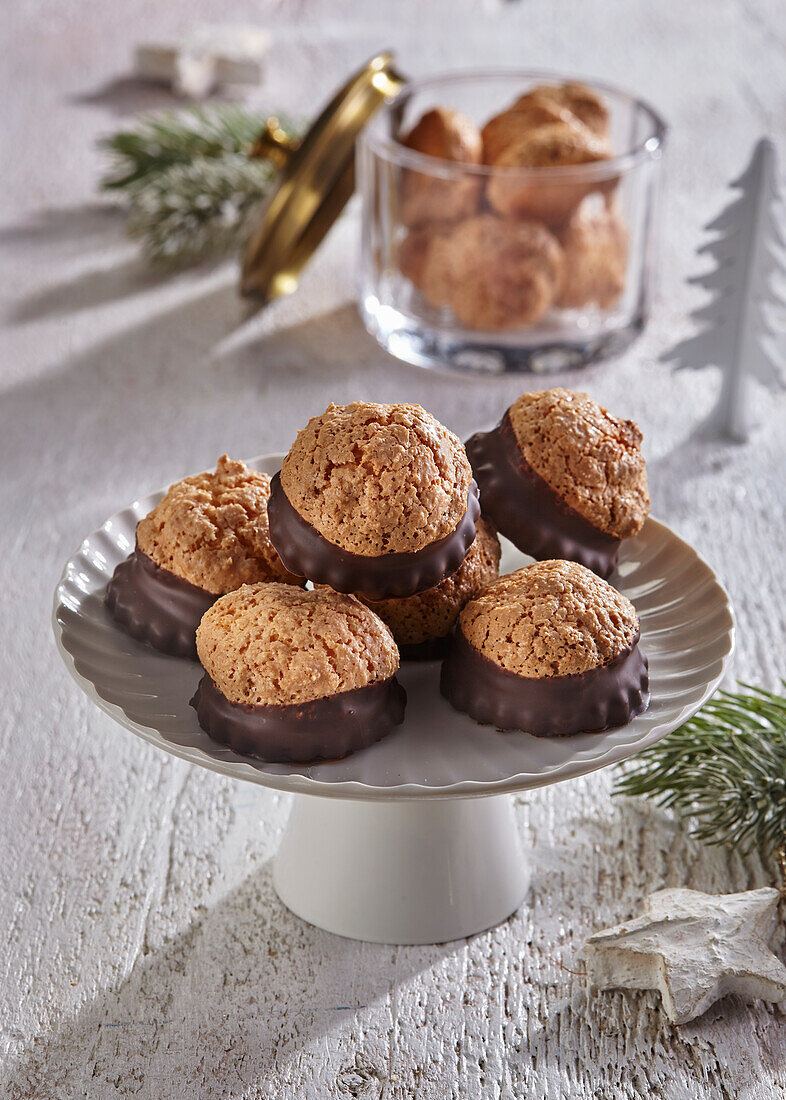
(2, 1), (785, 1096)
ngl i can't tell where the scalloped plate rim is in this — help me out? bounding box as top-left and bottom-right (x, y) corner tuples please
(52, 454), (735, 802)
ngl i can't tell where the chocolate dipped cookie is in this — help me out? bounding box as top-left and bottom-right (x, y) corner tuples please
(106, 456), (301, 659)
(268, 402), (480, 599)
(441, 560), (649, 736)
(360, 516), (501, 660)
(191, 583), (406, 762)
(466, 389), (649, 578)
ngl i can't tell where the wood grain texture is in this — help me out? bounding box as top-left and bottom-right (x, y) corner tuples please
(1, 0), (785, 1096)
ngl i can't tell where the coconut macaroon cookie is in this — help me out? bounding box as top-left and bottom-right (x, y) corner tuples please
(466, 389), (649, 578)
(268, 402), (480, 599)
(360, 517), (501, 660)
(441, 560), (649, 736)
(512, 83), (610, 139)
(399, 107), (484, 228)
(191, 584), (406, 762)
(485, 121), (612, 225)
(556, 200), (628, 310)
(106, 455), (301, 659)
(421, 214), (565, 329)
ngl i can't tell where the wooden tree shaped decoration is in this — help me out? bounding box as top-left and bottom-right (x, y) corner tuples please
(664, 139), (786, 441)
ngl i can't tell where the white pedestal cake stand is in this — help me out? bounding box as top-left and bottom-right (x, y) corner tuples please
(53, 455), (734, 944)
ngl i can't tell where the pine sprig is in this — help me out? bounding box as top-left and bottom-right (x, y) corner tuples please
(98, 105), (304, 266)
(99, 104), (293, 190)
(125, 154), (275, 267)
(615, 684), (786, 864)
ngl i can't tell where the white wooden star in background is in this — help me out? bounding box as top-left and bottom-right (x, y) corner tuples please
(135, 25), (270, 100)
(583, 887), (786, 1024)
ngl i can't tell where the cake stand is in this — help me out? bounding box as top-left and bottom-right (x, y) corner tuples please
(53, 455), (734, 944)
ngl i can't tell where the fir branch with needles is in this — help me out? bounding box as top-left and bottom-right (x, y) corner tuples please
(98, 104), (304, 266)
(99, 104), (298, 190)
(125, 154), (275, 267)
(615, 683), (786, 882)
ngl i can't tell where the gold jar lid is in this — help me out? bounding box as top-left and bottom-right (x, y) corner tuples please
(241, 52), (405, 302)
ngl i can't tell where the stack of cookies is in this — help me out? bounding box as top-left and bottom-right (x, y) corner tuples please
(106, 391), (650, 764)
(397, 81), (627, 331)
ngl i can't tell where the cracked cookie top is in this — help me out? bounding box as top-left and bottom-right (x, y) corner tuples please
(196, 583), (399, 707)
(507, 388), (650, 539)
(459, 560), (639, 678)
(279, 402), (473, 556)
(136, 455), (302, 595)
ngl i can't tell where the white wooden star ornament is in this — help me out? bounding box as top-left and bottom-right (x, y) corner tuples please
(583, 887), (786, 1024)
(135, 25), (270, 100)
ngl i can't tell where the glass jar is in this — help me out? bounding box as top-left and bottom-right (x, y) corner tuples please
(358, 70), (666, 374)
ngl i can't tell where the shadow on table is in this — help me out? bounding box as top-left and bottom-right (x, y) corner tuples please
(69, 75), (195, 118)
(0, 859), (444, 1096)
(648, 424), (736, 495)
(0, 276), (236, 494)
(0, 286), (414, 532)
(1, 202), (214, 326)
(225, 300), (519, 442)
(644, 388), (782, 529)
(6, 258), (180, 326)
(0, 203), (124, 250)
(229, 301), (387, 389)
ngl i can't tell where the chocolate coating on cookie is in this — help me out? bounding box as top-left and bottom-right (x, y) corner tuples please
(269, 473), (481, 600)
(360, 517), (500, 653)
(107, 456), (300, 658)
(441, 561), (649, 735)
(466, 413), (621, 578)
(441, 628), (648, 737)
(106, 547), (216, 659)
(191, 674), (406, 763)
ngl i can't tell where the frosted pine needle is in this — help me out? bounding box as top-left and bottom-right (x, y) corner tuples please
(124, 154), (276, 266)
(98, 104), (303, 266)
(615, 684), (786, 865)
(99, 104), (280, 189)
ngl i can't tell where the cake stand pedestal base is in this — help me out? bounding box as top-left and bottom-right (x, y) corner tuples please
(273, 792), (528, 944)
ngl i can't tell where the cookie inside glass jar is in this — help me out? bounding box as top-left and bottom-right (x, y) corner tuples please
(394, 81), (628, 333)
